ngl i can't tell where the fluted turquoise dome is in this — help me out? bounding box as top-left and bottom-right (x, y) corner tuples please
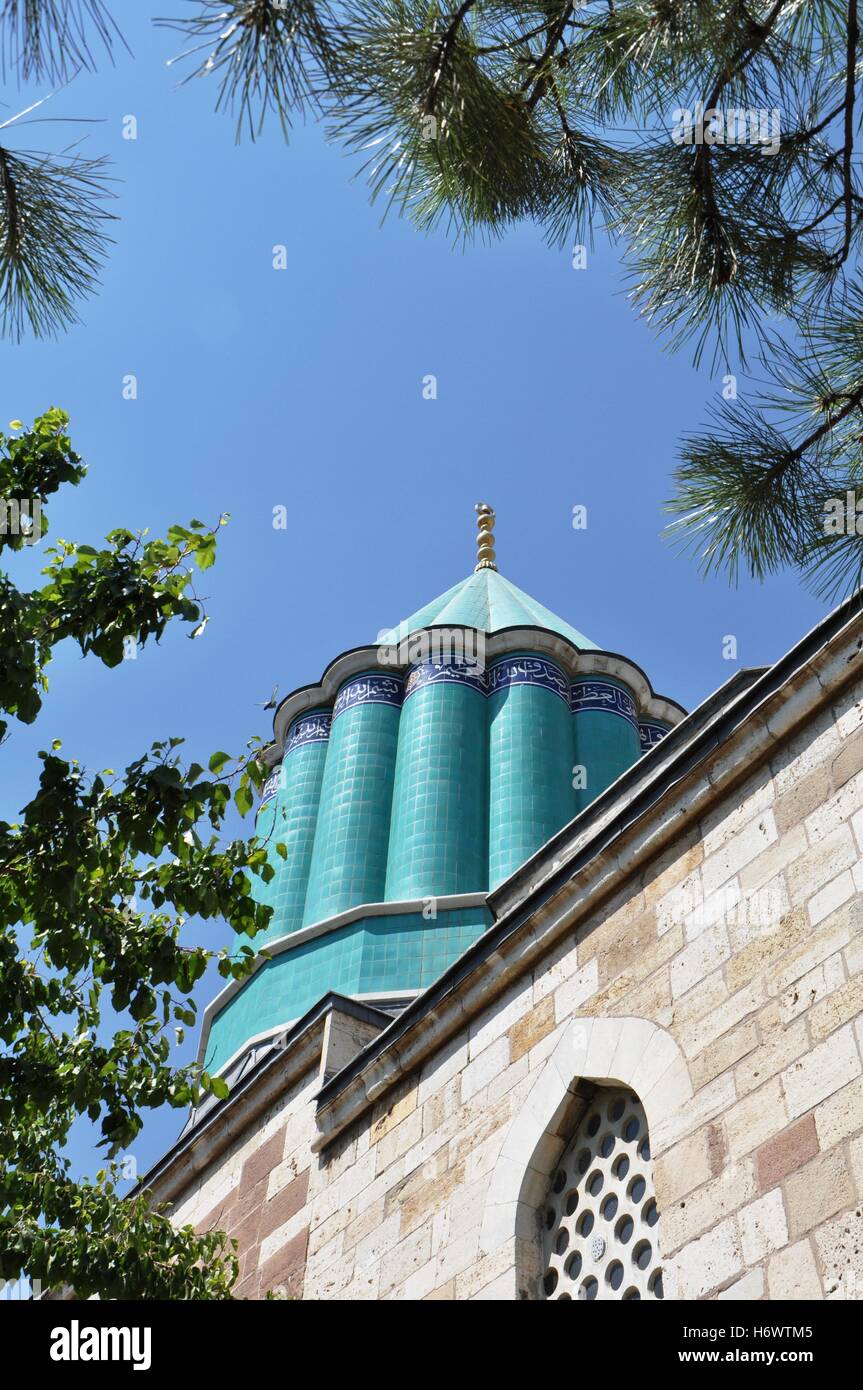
(200, 514), (685, 1074)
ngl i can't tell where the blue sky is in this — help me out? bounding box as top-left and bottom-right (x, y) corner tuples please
(2, 12), (826, 1187)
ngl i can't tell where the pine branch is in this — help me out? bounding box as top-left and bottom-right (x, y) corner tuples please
(787, 378), (863, 460)
(0, 144), (114, 339)
(682, 0), (795, 303)
(156, 0), (343, 142)
(700, 0), (792, 115)
(0, 0), (125, 82)
(426, 1), (476, 116)
(667, 293), (863, 595)
(838, 0), (858, 263)
(521, 3), (574, 111)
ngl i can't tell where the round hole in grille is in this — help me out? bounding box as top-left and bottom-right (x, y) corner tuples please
(633, 1240), (653, 1271)
(587, 1169), (604, 1197)
(601, 1194), (618, 1221)
(628, 1174), (646, 1204)
(615, 1214), (634, 1245)
(576, 1210), (594, 1238)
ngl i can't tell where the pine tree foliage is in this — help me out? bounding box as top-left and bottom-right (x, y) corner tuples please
(0, 146), (114, 339)
(5, 1), (863, 589)
(0, 0), (119, 341)
(156, 0), (342, 141)
(0, 0), (121, 82)
(159, 0), (863, 596)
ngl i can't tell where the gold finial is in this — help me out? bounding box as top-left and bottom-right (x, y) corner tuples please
(475, 502), (497, 572)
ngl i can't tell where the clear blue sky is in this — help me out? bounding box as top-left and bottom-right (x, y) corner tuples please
(2, 13), (825, 1188)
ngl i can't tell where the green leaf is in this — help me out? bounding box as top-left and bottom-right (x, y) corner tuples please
(194, 534), (216, 571)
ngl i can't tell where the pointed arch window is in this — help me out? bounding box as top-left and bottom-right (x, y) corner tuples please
(541, 1086), (663, 1301)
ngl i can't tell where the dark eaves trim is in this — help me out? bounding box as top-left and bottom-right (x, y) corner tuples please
(316, 590), (863, 1113)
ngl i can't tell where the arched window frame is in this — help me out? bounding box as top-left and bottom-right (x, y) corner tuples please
(478, 1016), (694, 1299)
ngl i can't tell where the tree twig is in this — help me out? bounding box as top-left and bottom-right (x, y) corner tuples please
(426, 1), (476, 115)
(837, 0), (859, 264)
(0, 147), (20, 259)
(523, 3), (575, 110)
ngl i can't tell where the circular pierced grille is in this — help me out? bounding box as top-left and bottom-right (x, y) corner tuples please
(541, 1087), (663, 1301)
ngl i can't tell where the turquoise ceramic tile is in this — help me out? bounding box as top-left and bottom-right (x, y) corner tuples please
(303, 680), (401, 924)
(488, 655), (576, 888)
(571, 677), (641, 812)
(245, 732), (329, 952)
(205, 904), (492, 1071)
(386, 676), (488, 899)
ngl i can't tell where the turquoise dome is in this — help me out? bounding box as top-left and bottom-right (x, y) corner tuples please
(377, 568), (599, 650)
(200, 525), (684, 1075)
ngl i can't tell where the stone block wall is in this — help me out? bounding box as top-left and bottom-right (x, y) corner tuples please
(170, 1066), (318, 1300)
(162, 671), (863, 1300)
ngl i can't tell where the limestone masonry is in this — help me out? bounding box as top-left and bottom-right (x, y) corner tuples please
(139, 518), (863, 1301)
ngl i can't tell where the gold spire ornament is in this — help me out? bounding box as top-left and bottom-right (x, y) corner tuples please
(475, 502), (497, 572)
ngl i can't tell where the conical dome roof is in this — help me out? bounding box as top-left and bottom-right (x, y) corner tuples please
(376, 567), (598, 651)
